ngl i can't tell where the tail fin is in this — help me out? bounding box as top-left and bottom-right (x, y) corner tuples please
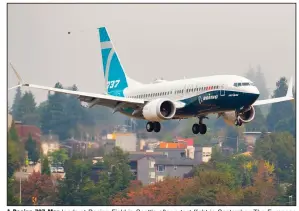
(98, 27), (141, 96)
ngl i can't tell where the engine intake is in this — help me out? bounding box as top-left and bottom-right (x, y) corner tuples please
(142, 98), (176, 121)
(238, 105), (255, 123)
(222, 105), (255, 125)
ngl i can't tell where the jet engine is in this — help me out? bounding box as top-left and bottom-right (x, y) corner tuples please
(222, 105), (255, 125)
(142, 98), (176, 121)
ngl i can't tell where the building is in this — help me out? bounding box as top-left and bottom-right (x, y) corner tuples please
(61, 138), (89, 157)
(129, 152), (166, 185)
(40, 135), (60, 155)
(154, 158), (195, 182)
(115, 133), (138, 152)
(243, 131), (271, 146)
(194, 146), (212, 163)
(8, 114), (13, 129)
(104, 132), (138, 152)
(159, 142), (187, 149)
(103, 139), (115, 154)
(15, 123), (42, 143)
(176, 137), (194, 147)
(154, 148), (187, 159)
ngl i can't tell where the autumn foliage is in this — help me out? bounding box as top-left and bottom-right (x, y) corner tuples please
(112, 178), (193, 205)
(112, 160), (278, 205)
(21, 171), (57, 205)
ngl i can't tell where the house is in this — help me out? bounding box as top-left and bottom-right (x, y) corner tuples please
(15, 123), (42, 143)
(176, 137), (194, 147)
(103, 139), (116, 155)
(175, 137), (195, 159)
(154, 158), (196, 182)
(243, 131), (271, 146)
(194, 145), (212, 164)
(61, 138), (89, 157)
(154, 148), (187, 159)
(159, 142), (187, 149)
(129, 152), (166, 185)
(115, 133), (138, 152)
(105, 132), (138, 152)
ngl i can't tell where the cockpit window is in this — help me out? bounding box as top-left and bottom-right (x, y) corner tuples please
(242, 82), (250, 86)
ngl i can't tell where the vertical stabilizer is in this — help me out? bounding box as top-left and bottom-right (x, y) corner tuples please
(98, 27), (142, 96)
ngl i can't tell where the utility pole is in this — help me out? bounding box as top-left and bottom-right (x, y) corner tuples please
(19, 177), (21, 205)
(237, 136), (239, 153)
(289, 195), (293, 205)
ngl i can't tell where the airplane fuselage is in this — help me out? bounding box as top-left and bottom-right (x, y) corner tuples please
(116, 74), (260, 119)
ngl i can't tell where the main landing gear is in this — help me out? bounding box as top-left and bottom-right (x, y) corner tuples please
(234, 111), (243, 126)
(146, 121), (161, 133)
(235, 118), (243, 126)
(192, 117), (207, 135)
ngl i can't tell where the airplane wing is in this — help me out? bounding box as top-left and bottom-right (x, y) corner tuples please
(253, 77), (294, 106)
(8, 63), (186, 113)
(22, 83), (145, 110)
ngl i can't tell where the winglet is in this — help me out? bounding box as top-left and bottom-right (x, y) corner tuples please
(9, 62), (23, 85)
(286, 76), (293, 98)
(8, 63), (25, 91)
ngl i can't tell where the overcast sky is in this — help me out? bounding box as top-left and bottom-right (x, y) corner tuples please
(8, 3), (295, 106)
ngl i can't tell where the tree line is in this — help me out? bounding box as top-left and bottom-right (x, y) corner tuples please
(10, 82), (129, 141)
(8, 129), (295, 205)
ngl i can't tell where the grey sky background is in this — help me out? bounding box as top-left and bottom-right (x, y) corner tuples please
(8, 4), (295, 107)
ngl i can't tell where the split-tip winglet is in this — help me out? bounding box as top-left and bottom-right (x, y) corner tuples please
(9, 62), (23, 85)
(287, 76), (293, 98)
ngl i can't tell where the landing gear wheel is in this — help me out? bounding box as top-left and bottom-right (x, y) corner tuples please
(192, 124), (200, 134)
(199, 124), (207, 134)
(153, 122), (161, 133)
(146, 122), (154, 132)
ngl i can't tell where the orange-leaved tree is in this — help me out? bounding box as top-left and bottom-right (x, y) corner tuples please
(111, 178), (192, 205)
(21, 171), (57, 205)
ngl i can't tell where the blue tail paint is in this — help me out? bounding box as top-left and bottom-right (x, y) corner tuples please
(98, 27), (128, 97)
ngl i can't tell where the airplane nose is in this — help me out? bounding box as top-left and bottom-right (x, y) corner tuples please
(252, 86), (260, 95)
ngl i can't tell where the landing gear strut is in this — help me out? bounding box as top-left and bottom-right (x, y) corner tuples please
(146, 121), (161, 133)
(235, 111), (243, 126)
(192, 117), (207, 135)
(235, 118), (243, 126)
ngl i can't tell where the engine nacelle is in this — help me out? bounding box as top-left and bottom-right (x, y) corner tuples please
(239, 105), (255, 123)
(142, 98), (176, 122)
(222, 105), (255, 125)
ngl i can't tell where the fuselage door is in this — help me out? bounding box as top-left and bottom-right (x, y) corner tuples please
(220, 84), (225, 96)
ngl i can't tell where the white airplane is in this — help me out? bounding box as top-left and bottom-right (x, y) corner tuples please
(9, 27), (294, 135)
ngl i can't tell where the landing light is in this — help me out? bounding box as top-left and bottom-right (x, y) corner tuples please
(80, 102), (89, 108)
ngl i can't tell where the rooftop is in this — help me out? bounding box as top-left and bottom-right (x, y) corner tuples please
(155, 157), (196, 166)
(129, 152), (166, 161)
(15, 124), (42, 142)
